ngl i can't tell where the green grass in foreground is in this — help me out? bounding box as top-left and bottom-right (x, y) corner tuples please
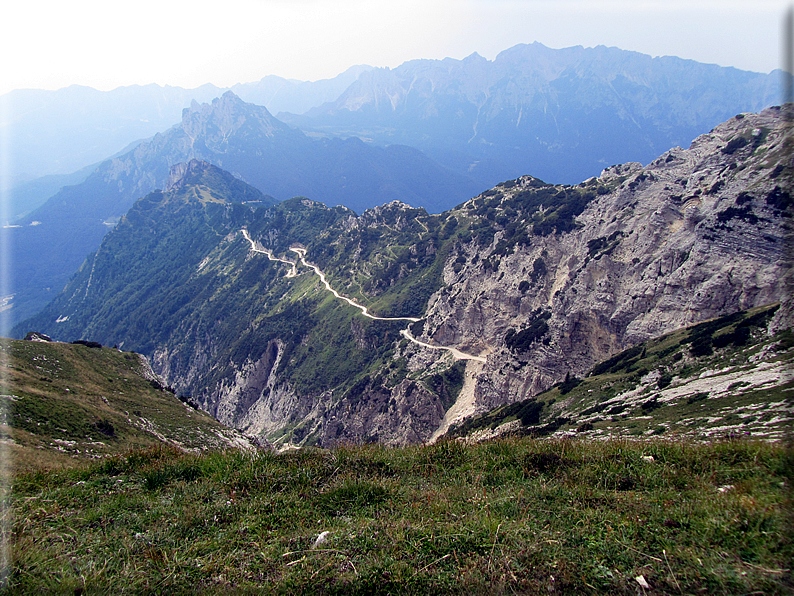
(9, 438), (793, 594)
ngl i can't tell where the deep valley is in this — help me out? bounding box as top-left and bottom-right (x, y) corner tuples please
(13, 106), (793, 448)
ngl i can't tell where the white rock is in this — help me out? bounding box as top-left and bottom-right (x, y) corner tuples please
(312, 531), (330, 548)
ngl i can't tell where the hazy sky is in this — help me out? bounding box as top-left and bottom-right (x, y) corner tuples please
(1, 0), (790, 96)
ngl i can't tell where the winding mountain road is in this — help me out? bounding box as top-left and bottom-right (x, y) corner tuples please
(288, 247), (421, 323)
(399, 329), (486, 363)
(241, 229), (486, 362)
(241, 229), (297, 277)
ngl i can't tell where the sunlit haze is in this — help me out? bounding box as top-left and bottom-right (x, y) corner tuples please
(1, 0), (789, 96)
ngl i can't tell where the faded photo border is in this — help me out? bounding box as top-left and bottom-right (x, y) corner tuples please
(0, 3), (792, 589)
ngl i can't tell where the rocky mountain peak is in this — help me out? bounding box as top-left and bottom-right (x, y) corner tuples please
(165, 159), (214, 192)
(598, 162), (643, 181)
(359, 200), (428, 227)
(180, 91), (293, 143)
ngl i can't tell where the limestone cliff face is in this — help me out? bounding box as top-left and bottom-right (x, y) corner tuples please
(170, 334), (451, 448)
(407, 106), (791, 420)
(164, 107), (791, 446)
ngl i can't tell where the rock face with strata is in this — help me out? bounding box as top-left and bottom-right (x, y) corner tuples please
(408, 106), (792, 421)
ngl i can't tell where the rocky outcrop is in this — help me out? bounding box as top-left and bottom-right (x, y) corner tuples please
(23, 331), (52, 342)
(408, 106), (792, 420)
(165, 159), (210, 191)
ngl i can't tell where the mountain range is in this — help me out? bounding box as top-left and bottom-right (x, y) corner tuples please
(5, 92), (480, 327)
(3, 42), (785, 223)
(1, 65), (371, 185)
(4, 43), (788, 333)
(282, 43), (784, 185)
(17, 105), (792, 446)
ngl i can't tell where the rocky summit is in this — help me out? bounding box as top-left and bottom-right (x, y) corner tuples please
(18, 106), (793, 447)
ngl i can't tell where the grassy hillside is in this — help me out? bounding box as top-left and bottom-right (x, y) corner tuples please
(0, 338), (252, 471)
(450, 304), (794, 442)
(9, 438), (792, 594)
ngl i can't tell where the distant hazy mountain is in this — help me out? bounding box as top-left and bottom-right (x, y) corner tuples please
(0, 67), (375, 217)
(1, 84), (224, 180)
(4, 92), (480, 330)
(231, 65), (373, 117)
(282, 42), (784, 187)
(1, 67), (377, 182)
(4, 164), (100, 222)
